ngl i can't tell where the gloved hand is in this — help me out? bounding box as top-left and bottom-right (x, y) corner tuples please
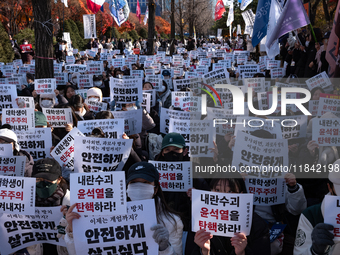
(150, 224), (170, 251)
(311, 223), (334, 254)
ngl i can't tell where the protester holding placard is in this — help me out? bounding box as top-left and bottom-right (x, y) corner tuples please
(0, 127), (34, 177)
(64, 162), (183, 255)
(189, 174), (270, 255)
(87, 87), (103, 102)
(294, 160), (340, 255)
(69, 94), (94, 121)
(64, 85), (77, 103)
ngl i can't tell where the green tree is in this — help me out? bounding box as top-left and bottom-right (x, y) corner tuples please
(138, 28), (147, 39)
(121, 32), (132, 40)
(160, 32), (168, 39)
(69, 19), (85, 50)
(113, 27), (121, 39)
(0, 22), (14, 63)
(128, 30), (139, 41)
(75, 20), (84, 39)
(14, 28), (35, 49)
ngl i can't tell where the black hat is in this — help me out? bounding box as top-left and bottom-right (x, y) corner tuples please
(32, 158), (62, 181)
(323, 31), (331, 39)
(126, 162), (159, 184)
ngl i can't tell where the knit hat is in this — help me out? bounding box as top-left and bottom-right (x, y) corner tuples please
(87, 87), (102, 102)
(328, 159), (340, 195)
(35, 111), (47, 127)
(0, 128), (20, 151)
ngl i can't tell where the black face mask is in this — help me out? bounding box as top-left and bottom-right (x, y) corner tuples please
(163, 151), (184, 161)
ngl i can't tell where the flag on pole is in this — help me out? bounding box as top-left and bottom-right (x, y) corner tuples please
(194, 26), (196, 41)
(144, 6), (149, 25)
(136, 0), (141, 23)
(215, 0), (226, 21)
(240, 0), (253, 11)
(109, 0), (130, 27)
(266, 0), (310, 51)
(61, 0), (68, 7)
(326, 1), (340, 78)
(86, 0), (105, 13)
(252, 0), (271, 47)
(226, 0), (234, 27)
(237, 25), (241, 35)
(265, 0), (283, 58)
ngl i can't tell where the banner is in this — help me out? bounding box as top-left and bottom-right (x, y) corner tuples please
(226, 0), (234, 26)
(74, 136), (132, 172)
(241, 0), (253, 11)
(312, 118), (340, 146)
(242, 9), (255, 36)
(252, 0), (271, 47)
(0, 206), (66, 255)
(192, 189), (253, 237)
(83, 14), (97, 39)
(265, 0), (283, 58)
(0, 176), (35, 214)
(73, 199), (158, 255)
(70, 171), (126, 215)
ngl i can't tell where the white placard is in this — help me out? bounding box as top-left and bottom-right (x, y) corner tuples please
(78, 74), (93, 89)
(317, 96), (340, 117)
(324, 195), (340, 241)
(85, 99), (108, 113)
(192, 189), (253, 237)
(0, 84), (17, 113)
(110, 77), (143, 104)
(42, 108), (73, 128)
(0, 156), (26, 176)
(70, 171), (127, 215)
(77, 119), (124, 138)
(87, 62), (104, 75)
(2, 108), (35, 133)
(83, 14), (97, 39)
(271, 115), (308, 139)
(65, 64), (87, 73)
(305, 71), (332, 90)
(34, 78), (56, 95)
(312, 118), (340, 146)
(145, 75), (162, 91)
(111, 109), (143, 136)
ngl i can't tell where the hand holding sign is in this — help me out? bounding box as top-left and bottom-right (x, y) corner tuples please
(230, 233), (247, 255)
(311, 223), (334, 254)
(307, 140), (319, 156)
(65, 203), (81, 233)
(151, 224), (170, 251)
(194, 229), (212, 255)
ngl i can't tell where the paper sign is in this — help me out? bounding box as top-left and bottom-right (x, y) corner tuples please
(73, 199), (158, 255)
(34, 78), (56, 94)
(192, 189), (253, 237)
(65, 64), (87, 73)
(78, 74), (93, 89)
(142, 93), (151, 113)
(0, 206), (66, 255)
(144, 75), (162, 91)
(73, 136), (132, 173)
(0, 85), (17, 113)
(272, 115), (308, 139)
(111, 109), (143, 136)
(2, 108), (35, 133)
(85, 99), (108, 113)
(54, 73), (69, 86)
(317, 96), (340, 117)
(51, 128), (85, 170)
(77, 119), (124, 138)
(16, 128), (52, 161)
(324, 195), (340, 241)
(87, 62), (104, 75)
(0, 176), (35, 214)
(42, 108), (73, 128)
(312, 118), (340, 146)
(306, 71), (332, 90)
(0, 144), (13, 157)
(0, 156), (26, 176)
(171, 92), (201, 112)
(70, 171), (126, 215)
(110, 77), (143, 104)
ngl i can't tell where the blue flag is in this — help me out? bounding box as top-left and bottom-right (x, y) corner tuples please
(252, 0), (271, 47)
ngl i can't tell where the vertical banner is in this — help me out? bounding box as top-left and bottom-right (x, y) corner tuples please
(83, 14), (97, 39)
(70, 171), (126, 215)
(192, 189), (253, 237)
(73, 199), (158, 255)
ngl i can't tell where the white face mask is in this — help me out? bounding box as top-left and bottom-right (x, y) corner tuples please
(127, 182), (154, 201)
(41, 100), (53, 108)
(24, 42), (28, 45)
(305, 41), (310, 47)
(161, 85), (166, 92)
(88, 97), (99, 102)
(75, 108), (86, 117)
(94, 81), (102, 87)
(126, 106), (137, 111)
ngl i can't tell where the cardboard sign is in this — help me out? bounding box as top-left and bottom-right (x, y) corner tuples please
(34, 78), (56, 94)
(149, 161), (192, 192)
(51, 128), (85, 170)
(0, 206), (67, 255)
(0, 176), (35, 214)
(111, 109), (143, 136)
(312, 118), (340, 146)
(2, 109), (35, 133)
(74, 136), (132, 172)
(77, 119), (124, 138)
(73, 200), (158, 255)
(16, 128), (52, 161)
(42, 108), (73, 128)
(70, 171), (127, 215)
(192, 189), (253, 237)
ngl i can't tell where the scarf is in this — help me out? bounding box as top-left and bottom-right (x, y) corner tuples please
(35, 186), (65, 207)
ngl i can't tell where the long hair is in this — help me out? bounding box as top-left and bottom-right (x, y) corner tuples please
(209, 177), (247, 194)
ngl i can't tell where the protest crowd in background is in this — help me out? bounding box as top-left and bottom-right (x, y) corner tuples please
(2, 10), (340, 255)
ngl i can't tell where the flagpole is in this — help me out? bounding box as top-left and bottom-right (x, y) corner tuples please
(309, 24), (317, 43)
(63, 2), (65, 33)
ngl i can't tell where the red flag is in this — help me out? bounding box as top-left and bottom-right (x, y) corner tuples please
(136, 0), (141, 23)
(215, 0), (226, 21)
(86, 0), (105, 14)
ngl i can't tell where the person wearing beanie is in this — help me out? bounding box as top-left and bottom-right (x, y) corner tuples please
(294, 159), (340, 255)
(64, 162), (183, 255)
(0, 127), (34, 177)
(87, 87), (103, 102)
